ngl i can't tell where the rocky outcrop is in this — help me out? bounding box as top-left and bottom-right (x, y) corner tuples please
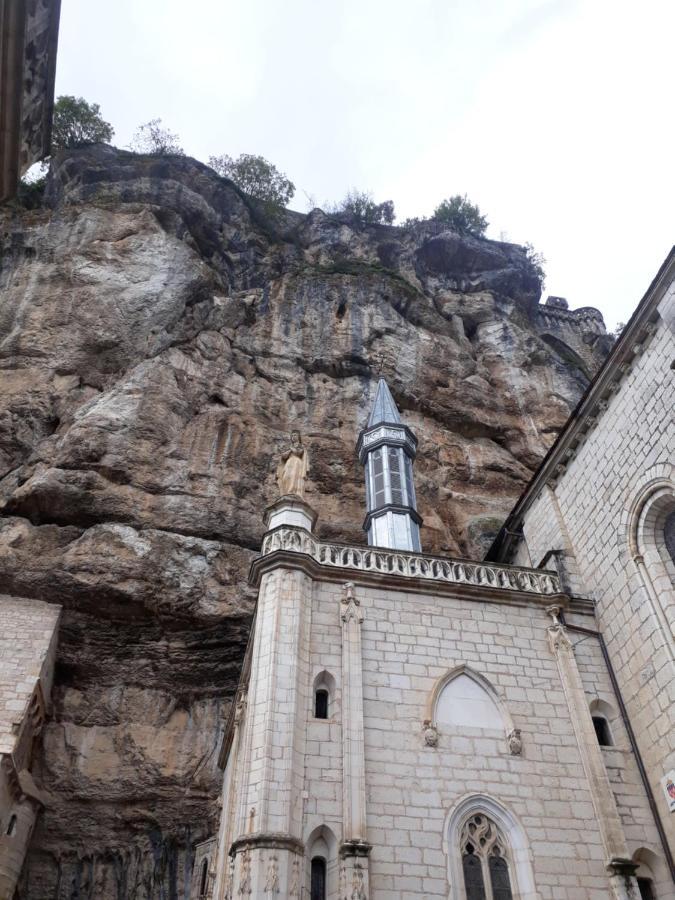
(0, 145), (609, 898)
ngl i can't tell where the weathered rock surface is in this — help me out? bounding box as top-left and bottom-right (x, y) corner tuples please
(0, 145), (611, 898)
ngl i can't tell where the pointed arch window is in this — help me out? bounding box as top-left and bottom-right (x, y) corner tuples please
(460, 814), (514, 900)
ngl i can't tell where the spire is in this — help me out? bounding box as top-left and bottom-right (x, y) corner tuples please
(356, 379), (422, 553)
(367, 378), (401, 428)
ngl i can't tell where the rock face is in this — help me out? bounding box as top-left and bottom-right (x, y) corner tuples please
(0, 146), (611, 898)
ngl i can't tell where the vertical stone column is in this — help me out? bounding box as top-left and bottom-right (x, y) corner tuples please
(546, 606), (639, 900)
(339, 582), (371, 899)
(227, 556), (313, 897)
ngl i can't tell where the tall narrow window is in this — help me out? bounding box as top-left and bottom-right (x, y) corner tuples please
(6, 815), (17, 836)
(315, 689), (329, 719)
(388, 447), (403, 505)
(592, 715), (613, 746)
(462, 846), (486, 900)
(371, 449), (385, 507)
(460, 814), (513, 900)
(199, 859), (208, 897)
(404, 454), (415, 506)
(310, 857), (326, 900)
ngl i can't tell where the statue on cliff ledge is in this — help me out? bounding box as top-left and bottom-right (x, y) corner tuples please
(276, 430), (309, 499)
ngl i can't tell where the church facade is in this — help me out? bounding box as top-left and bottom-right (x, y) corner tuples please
(206, 250), (675, 900)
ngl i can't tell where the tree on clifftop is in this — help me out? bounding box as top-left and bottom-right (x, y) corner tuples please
(51, 96), (114, 151)
(130, 119), (184, 155)
(432, 194), (488, 237)
(208, 153), (296, 209)
(330, 190), (396, 225)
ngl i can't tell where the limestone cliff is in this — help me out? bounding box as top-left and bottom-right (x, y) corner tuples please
(0, 146), (611, 898)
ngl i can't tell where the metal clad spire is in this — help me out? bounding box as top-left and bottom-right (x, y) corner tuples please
(367, 378), (402, 428)
(356, 378), (422, 552)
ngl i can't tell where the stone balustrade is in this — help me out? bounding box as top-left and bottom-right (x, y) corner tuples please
(261, 526), (561, 596)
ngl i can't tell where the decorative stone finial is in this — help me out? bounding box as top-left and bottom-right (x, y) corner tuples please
(276, 430), (308, 499)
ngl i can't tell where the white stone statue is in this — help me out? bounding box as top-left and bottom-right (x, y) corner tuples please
(276, 430), (309, 499)
(507, 728), (522, 755)
(423, 719), (439, 747)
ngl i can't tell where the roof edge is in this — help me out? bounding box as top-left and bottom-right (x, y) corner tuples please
(486, 245), (675, 562)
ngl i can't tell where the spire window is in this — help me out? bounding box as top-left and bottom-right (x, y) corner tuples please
(371, 449), (386, 508)
(388, 447), (403, 505)
(358, 377), (422, 552)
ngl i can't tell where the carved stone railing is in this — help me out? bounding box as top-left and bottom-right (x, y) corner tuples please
(261, 526), (561, 596)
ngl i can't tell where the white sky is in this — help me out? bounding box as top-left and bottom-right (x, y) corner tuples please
(54, 0), (674, 329)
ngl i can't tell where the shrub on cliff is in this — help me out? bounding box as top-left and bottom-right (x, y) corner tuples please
(208, 153), (295, 210)
(51, 96), (114, 151)
(330, 190), (396, 225)
(524, 242), (546, 289)
(432, 194), (488, 237)
(130, 119), (184, 156)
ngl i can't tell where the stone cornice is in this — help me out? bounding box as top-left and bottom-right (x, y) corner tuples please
(488, 246), (675, 562)
(229, 832), (304, 857)
(249, 525), (564, 602)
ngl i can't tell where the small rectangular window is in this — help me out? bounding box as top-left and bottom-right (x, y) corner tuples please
(311, 858), (326, 900)
(315, 690), (329, 719)
(592, 716), (612, 746)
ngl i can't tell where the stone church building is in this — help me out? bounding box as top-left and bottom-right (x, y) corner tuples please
(180, 251), (675, 899)
(1, 240), (673, 898)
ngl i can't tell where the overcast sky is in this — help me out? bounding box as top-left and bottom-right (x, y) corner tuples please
(54, 0), (674, 329)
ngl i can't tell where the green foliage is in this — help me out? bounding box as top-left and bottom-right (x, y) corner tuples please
(130, 119), (184, 156)
(329, 190), (395, 226)
(209, 153), (295, 209)
(524, 242), (546, 289)
(17, 176), (47, 209)
(51, 96), (114, 151)
(432, 194), (488, 236)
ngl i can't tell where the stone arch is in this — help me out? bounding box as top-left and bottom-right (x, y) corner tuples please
(444, 794), (537, 900)
(427, 665), (514, 734)
(539, 333), (591, 381)
(631, 846), (669, 899)
(624, 474), (675, 659)
(305, 824), (338, 899)
(629, 478), (675, 580)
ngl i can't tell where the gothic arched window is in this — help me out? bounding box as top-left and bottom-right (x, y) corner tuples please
(460, 814), (514, 900)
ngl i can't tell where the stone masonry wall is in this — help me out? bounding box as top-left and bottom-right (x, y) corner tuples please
(0, 595), (60, 758)
(517, 287), (675, 865)
(303, 579), (621, 899)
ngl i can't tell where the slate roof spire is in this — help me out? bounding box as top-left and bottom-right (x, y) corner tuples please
(356, 378), (422, 552)
(367, 377), (402, 428)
